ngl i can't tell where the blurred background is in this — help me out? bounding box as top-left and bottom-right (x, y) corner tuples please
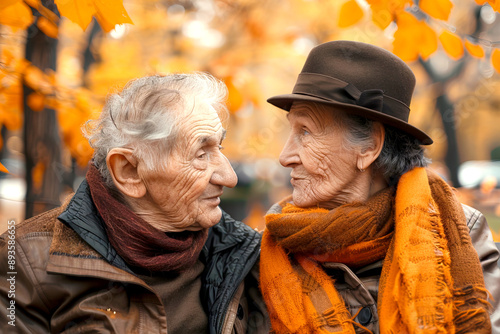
(0, 0), (500, 238)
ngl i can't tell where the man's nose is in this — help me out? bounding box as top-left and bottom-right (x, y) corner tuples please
(211, 153), (238, 188)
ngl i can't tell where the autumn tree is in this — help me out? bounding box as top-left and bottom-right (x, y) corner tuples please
(1, 0), (500, 219)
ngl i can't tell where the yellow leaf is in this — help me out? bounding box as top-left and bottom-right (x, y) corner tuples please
(32, 161), (45, 192)
(371, 8), (393, 29)
(93, 0), (133, 33)
(492, 48), (500, 74)
(338, 0), (364, 28)
(464, 40), (485, 58)
(55, 0), (133, 32)
(0, 1), (34, 30)
(15, 58), (32, 74)
(225, 77), (244, 114)
(74, 138), (93, 167)
(0, 82), (23, 130)
(0, 0), (19, 11)
(439, 30), (464, 60)
(420, 23), (438, 60)
(487, 0), (500, 12)
(475, 0), (487, 4)
(1, 49), (15, 67)
(366, 0), (411, 29)
(55, 0), (95, 31)
(419, 0), (453, 21)
(27, 92), (45, 111)
(24, 65), (45, 90)
(393, 12), (437, 61)
(0, 162), (9, 174)
(37, 16), (59, 38)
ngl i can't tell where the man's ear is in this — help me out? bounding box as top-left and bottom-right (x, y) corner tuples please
(106, 148), (147, 198)
(356, 122), (385, 171)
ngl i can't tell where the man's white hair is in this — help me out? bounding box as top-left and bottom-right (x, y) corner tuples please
(83, 73), (229, 187)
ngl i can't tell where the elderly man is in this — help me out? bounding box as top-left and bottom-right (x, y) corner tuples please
(0, 73), (269, 333)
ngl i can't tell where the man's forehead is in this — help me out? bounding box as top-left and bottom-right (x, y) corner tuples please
(198, 129), (226, 144)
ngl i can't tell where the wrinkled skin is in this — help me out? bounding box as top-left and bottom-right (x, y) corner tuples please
(279, 102), (371, 209)
(133, 105), (237, 232)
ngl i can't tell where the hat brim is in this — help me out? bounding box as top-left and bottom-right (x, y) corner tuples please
(268, 93), (433, 145)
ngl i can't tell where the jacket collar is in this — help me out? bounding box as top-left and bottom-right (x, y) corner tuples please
(56, 179), (131, 273)
(55, 179), (254, 274)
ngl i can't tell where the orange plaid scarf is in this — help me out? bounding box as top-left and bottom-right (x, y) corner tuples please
(260, 167), (491, 333)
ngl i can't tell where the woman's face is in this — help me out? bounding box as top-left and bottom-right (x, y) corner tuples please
(279, 102), (365, 208)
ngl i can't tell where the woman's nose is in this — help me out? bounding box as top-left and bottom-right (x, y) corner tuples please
(279, 135), (300, 168)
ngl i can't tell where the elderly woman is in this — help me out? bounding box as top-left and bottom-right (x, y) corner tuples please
(260, 41), (500, 333)
(0, 73), (269, 333)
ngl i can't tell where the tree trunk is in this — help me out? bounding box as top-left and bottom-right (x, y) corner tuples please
(23, 2), (61, 218)
(436, 95), (461, 186)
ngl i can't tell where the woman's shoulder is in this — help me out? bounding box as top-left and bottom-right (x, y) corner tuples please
(461, 204), (484, 232)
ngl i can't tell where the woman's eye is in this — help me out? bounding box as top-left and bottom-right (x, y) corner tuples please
(197, 152), (206, 159)
(302, 128), (310, 135)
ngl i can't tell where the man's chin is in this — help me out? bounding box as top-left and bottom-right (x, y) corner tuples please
(197, 206), (222, 229)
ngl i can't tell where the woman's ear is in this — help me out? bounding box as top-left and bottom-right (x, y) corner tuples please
(356, 122), (385, 171)
(106, 148), (147, 198)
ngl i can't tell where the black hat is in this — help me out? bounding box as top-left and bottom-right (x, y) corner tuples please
(267, 40), (433, 145)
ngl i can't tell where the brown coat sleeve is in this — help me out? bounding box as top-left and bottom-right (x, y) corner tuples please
(0, 230), (52, 333)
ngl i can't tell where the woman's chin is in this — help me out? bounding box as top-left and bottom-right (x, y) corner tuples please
(292, 191), (315, 208)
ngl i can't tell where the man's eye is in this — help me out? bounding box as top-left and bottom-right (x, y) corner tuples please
(197, 153), (206, 159)
(302, 128), (310, 135)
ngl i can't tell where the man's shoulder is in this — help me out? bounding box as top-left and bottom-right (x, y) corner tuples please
(1, 203), (66, 243)
(209, 211), (261, 249)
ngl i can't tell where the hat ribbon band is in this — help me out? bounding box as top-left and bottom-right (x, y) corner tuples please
(292, 73), (410, 122)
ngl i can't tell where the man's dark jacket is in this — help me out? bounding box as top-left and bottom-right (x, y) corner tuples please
(0, 180), (270, 333)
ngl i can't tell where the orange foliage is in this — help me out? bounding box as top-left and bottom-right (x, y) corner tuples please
(492, 48), (500, 74)
(464, 40), (485, 58)
(393, 12), (437, 61)
(338, 0), (364, 28)
(1, 0), (500, 174)
(0, 1), (34, 31)
(32, 161), (46, 192)
(54, 0), (133, 32)
(0, 79), (23, 131)
(419, 0), (453, 21)
(0, 162), (8, 174)
(439, 31), (464, 60)
(37, 16), (59, 38)
(483, 0), (500, 12)
(243, 202), (266, 231)
(57, 105), (94, 167)
(366, 0), (412, 29)
(224, 77), (244, 114)
(27, 92), (45, 111)
(0, 0), (18, 11)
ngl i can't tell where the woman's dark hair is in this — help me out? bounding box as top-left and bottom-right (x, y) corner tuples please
(341, 113), (431, 185)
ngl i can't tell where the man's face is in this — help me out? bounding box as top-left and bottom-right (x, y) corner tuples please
(138, 105), (237, 232)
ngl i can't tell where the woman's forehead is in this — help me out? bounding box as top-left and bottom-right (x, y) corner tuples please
(288, 102), (338, 127)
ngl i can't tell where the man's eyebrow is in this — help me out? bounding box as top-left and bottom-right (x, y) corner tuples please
(200, 129), (227, 144)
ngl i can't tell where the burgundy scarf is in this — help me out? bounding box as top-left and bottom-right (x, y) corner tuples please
(86, 164), (208, 272)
